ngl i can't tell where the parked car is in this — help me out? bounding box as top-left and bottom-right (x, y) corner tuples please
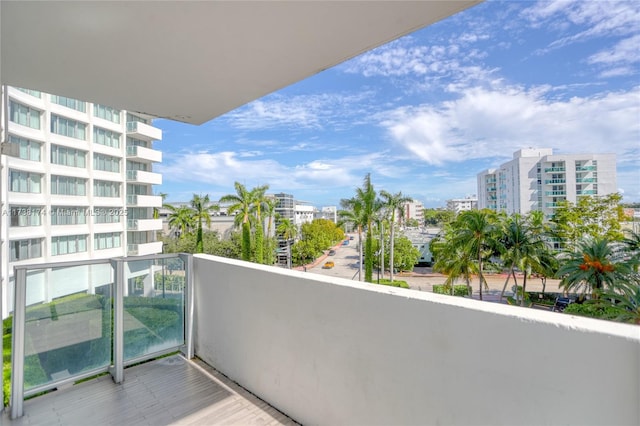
(328, 249), (336, 256)
(322, 261), (335, 269)
(349, 236), (354, 240)
(342, 240), (349, 246)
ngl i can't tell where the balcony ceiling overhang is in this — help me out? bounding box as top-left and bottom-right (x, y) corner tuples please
(1, 1), (481, 125)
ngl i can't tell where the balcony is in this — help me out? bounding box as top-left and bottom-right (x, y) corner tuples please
(127, 218), (163, 231)
(126, 194), (162, 208)
(126, 145), (162, 163)
(544, 167), (565, 172)
(3, 254), (639, 425)
(126, 121), (162, 141)
(576, 165), (597, 171)
(545, 190), (566, 196)
(576, 178), (597, 183)
(126, 170), (162, 185)
(127, 241), (163, 256)
(544, 179), (566, 184)
(577, 190), (597, 196)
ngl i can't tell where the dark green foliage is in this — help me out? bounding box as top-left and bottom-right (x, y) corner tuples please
(433, 284), (471, 297)
(563, 302), (623, 320)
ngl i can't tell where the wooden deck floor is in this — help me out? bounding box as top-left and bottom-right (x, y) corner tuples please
(3, 355), (298, 425)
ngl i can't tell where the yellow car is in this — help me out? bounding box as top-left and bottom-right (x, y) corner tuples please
(322, 261), (335, 269)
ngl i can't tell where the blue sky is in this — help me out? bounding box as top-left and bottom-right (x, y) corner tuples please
(156, 0), (640, 208)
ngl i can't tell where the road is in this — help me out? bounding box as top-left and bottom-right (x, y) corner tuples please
(307, 234), (564, 298)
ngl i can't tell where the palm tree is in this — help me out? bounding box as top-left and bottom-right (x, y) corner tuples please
(452, 209), (499, 300)
(165, 204), (195, 238)
(190, 194), (218, 253)
(354, 174), (379, 282)
(379, 190), (412, 282)
(431, 226), (474, 296)
(339, 197), (366, 281)
(220, 182), (255, 261)
(250, 184), (269, 264)
(556, 238), (635, 298)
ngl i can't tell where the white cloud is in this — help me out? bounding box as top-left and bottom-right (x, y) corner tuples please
(380, 86), (640, 166)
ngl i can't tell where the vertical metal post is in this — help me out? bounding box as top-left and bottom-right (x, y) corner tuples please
(111, 259), (124, 383)
(10, 267), (26, 419)
(180, 254), (194, 359)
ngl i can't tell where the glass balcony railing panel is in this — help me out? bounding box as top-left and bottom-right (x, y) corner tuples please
(544, 179), (566, 184)
(545, 191), (566, 196)
(576, 178), (596, 183)
(544, 167), (565, 172)
(576, 166), (597, 171)
(123, 257), (186, 362)
(22, 263), (113, 393)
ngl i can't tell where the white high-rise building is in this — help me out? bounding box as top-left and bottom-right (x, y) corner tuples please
(402, 199), (424, 223)
(446, 196), (478, 213)
(1, 86), (164, 313)
(477, 148), (617, 218)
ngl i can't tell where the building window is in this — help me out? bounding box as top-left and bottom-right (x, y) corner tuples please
(94, 153), (121, 173)
(8, 135), (41, 161)
(50, 175), (86, 196)
(16, 88), (41, 98)
(51, 234), (87, 256)
(9, 170), (42, 193)
(50, 206), (88, 225)
(9, 206), (43, 227)
(94, 207), (122, 224)
(93, 127), (121, 148)
(127, 137), (149, 148)
(94, 104), (121, 123)
(94, 232), (122, 250)
(51, 114), (87, 140)
(51, 145), (87, 168)
(94, 180), (120, 197)
(50, 95), (86, 112)
(126, 114), (148, 125)
(9, 100), (41, 129)
(10, 238), (43, 261)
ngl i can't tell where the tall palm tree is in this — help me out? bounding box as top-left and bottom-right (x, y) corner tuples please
(452, 209), (499, 300)
(557, 238), (635, 298)
(339, 196), (366, 281)
(190, 194), (218, 253)
(379, 190), (412, 282)
(220, 182), (254, 261)
(165, 204), (195, 238)
(354, 174), (379, 282)
(250, 184), (269, 264)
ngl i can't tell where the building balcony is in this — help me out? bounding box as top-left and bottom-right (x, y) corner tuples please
(126, 194), (163, 207)
(544, 167), (565, 172)
(126, 170), (162, 185)
(126, 145), (162, 163)
(126, 121), (162, 141)
(577, 190), (597, 196)
(544, 190), (566, 196)
(544, 179), (566, 184)
(127, 218), (163, 231)
(576, 166), (597, 171)
(3, 254), (639, 425)
(576, 178), (597, 183)
(127, 241), (163, 256)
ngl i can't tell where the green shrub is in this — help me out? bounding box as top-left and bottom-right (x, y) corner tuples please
(375, 279), (410, 289)
(563, 302), (623, 320)
(433, 284), (471, 297)
(526, 292), (560, 305)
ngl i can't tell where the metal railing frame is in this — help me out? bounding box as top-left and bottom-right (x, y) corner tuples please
(8, 253), (192, 419)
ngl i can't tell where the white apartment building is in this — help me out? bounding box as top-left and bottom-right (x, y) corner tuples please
(402, 200), (424, 223)
(446, 196), (478, 213)
(0, 86), (163, 313)
(477, 148), (617, 217)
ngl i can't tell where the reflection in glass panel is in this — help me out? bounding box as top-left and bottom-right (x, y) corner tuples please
(123, 258), (186, 361)
(23, 264), (113, 392)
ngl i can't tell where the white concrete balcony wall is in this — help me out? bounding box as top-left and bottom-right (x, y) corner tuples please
(126, 121), (162, 141)
(127, 241), (163, 256)
(126, 145), (162, 163)
(127, 218), (163, 232)
(126, 194), (162, 208)
(193, 254), (640, 426)
(126, 170), (162, 185)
